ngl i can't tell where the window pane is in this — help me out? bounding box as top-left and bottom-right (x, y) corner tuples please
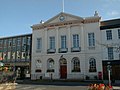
(72, 57), (80, 72)
(17, 38), (21, 46)
(106, 30), (112, 40)
(73, 34), (79, 48)
(0, 40), (3, 47)
(37, 38), (42, 50)
(8, 39), (12, 47)
(12, 38), (16, 46)
(22, 37), (26, 46)
(47, 59), (54, 72)
(108, 47), (114, 60)
(89, 58), (96, 72)
(61, 35), (66, 48)
(49, 37), (55, 49)
(88, 33), (95, 47)
(3, 39), (7, 47)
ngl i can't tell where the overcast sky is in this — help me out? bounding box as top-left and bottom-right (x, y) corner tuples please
(0, 0), (120, 37)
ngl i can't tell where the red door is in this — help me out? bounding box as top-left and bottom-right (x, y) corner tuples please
(60, 65), (67, 79)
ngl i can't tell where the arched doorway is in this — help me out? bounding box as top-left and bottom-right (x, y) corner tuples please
(59, 58), (67, 79)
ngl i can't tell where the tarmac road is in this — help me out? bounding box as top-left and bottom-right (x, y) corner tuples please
(16, 84), (88, 90)
(15, 80), (120, 90)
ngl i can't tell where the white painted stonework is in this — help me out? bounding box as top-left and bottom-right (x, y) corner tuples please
(31, 12), (102, 80)
(101, 28), (120, 60)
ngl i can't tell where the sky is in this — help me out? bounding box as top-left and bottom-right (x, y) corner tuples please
(0, 0), (120, 37)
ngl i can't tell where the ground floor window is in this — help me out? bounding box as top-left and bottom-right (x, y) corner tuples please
(47, 58), (54, 72)
(89, 58), (96, 72)
(71, 57), (81, 72)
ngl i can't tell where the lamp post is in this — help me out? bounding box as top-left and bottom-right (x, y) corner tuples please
(107, 62), (111, 86)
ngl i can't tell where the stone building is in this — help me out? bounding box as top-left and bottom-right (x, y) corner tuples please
(31, 12), (102, 80)
(100, 19), (120, 80)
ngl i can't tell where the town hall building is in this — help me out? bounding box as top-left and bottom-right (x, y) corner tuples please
(31, 12), (103, 80)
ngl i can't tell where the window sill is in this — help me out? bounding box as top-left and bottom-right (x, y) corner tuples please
(71, 47), (81, 52)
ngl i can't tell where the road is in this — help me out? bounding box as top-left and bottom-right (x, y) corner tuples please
(0, 82), (119, 90)
(16, 84), (88, 90)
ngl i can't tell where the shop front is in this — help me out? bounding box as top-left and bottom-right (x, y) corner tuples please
(4, 62), (30, 80)
(102, 60), (120, 80)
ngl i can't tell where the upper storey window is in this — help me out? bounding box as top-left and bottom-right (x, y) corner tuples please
(12, 38), (16, 46)
(36, 38), (42, 51)
(73, 34), (79, 48)
(0, 40), (3, 48)
(59, 35), (68, 53)
(47, 36), (56, 53)
(3, 39), (7, 47)
(106, 30), (112, 40)
(88, 33), (95, 47)
(49, 36), (55, 49)
(71, 34), (81, 52)
(61, 35), (67, 49)
(8, 39), (12, 47)
(108, 47), (114, 60)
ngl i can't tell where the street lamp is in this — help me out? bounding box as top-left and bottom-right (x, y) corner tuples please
(107, 62), (111, 86)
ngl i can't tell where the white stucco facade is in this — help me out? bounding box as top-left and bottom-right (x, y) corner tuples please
(101, 28), (120, 60)
(31, 12), (103, 80)
(100, 20), (120, 80)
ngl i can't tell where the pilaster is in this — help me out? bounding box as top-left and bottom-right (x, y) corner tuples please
(67, 26), (71, 52)
(44, 28), (48, 54)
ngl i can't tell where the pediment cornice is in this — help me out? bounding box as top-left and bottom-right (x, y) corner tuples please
(31, 12), (101, 30)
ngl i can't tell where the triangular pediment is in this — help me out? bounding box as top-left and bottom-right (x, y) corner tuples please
(31, 12), (101, 30)
(44, 12), (84, 24)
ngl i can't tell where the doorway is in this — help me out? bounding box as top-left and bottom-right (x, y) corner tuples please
(102, 60), (120, 80)
(59, 58), (67, 79)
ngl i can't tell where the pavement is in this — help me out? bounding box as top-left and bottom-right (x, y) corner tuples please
(16, 79), (120, 90)
(16, 79), (89, 86)
(0, 80), (119, 90)
(16, 79), (120, 85)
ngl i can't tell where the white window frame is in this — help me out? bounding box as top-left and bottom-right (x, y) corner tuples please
(88, 33), (95, 47)
(73, 34), (79, 48)
(61, 35), (66, 49)
(36, 38), (42, 51)
(49, 36), (55, 49)
(47, 58), (54, 72)
(89, 58), (96, 72)
(71, 57), (80, 72)
(106, 30), (112, 40)
(108, 47), (114, 60)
